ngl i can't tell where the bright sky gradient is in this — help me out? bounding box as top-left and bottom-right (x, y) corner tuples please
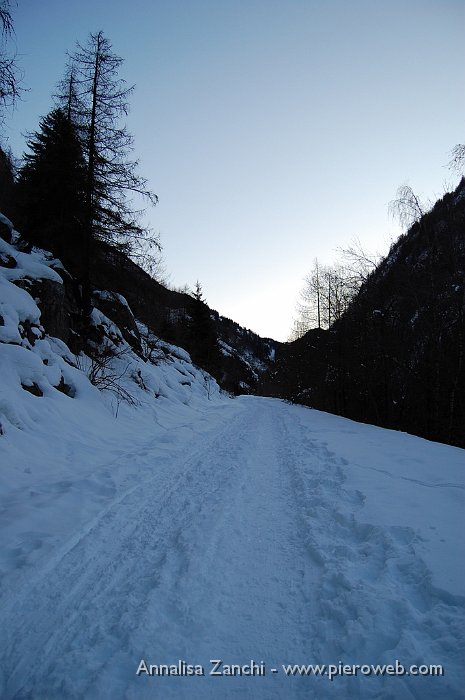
(4, 0), (464, 340)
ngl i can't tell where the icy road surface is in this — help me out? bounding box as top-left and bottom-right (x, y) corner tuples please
(1, 397), (464, 699)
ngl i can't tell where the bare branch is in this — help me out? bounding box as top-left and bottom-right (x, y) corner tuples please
(448, 144), (465, 174)
(0, 0), (23, 111)
(389, 184), (427, 231)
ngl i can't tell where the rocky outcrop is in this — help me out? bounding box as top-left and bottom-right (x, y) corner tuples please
(0, 213), (13, 244)
(14, 269), (83, 353)
(92, 290), (141, 352)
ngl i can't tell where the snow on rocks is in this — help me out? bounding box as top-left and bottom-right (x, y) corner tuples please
(0, 236), (63, 285)
(0, 221), (222, 471)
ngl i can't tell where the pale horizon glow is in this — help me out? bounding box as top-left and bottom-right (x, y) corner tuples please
(3, 0), (464, 341)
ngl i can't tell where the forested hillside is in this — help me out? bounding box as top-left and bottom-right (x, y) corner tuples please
(261, 179), (465, 448)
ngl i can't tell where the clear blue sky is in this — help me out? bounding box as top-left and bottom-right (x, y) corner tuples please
(3, 0), (464, 340)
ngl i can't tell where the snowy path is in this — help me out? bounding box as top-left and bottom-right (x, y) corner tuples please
(0, 397), (464, 699)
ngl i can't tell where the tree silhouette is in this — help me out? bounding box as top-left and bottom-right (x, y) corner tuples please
(0, 0), (22, 114)
(187, 282), (220, 373)
(57, 31), (158, 311)
(16, 108), (86, 269)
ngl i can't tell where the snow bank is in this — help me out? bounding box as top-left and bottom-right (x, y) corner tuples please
(288, 405), (465, 597)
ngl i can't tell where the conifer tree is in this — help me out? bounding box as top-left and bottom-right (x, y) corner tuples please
(187, 282), (221, 373)
(57, 31), (158, 310)
(16, 108), (86, 269)
(0, 144), (14, 216)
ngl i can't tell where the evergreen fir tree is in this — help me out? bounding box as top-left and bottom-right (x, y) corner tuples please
(16, 107), (86, 271)
(187, 282), (221, 374)
(0, 144), (14, 217)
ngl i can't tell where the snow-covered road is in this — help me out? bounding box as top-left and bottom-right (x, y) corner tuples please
(1, 397), (464, 699)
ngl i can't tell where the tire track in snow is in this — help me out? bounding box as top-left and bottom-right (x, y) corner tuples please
(0, 405), (250, 699)
(140, 400), (321, 699)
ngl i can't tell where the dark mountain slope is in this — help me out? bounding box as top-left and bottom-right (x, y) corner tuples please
(90, 243), (278, 393)
(261, 179), (465, 448)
